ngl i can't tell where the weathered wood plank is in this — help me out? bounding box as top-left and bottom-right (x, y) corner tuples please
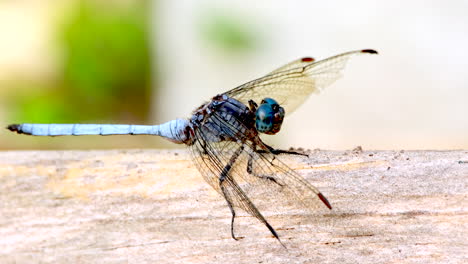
(0, 149), (467, 263)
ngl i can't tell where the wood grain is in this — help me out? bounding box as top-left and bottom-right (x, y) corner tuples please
(0, 149), (466, 263)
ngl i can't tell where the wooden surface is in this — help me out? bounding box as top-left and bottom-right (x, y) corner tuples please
(0, 149), (466, 263)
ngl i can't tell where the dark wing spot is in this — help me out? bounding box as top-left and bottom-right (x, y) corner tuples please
(301, 57), (315, 62)
(361, 49), (378, 54)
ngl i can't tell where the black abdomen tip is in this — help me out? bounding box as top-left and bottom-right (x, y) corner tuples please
(361, 49), (378, 54)
(6, 124), (22, 133)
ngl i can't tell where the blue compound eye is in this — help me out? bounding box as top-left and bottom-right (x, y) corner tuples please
(255, 98), (285, 135)
(255, 104), (273, 133)
(261, 98), (279, 106)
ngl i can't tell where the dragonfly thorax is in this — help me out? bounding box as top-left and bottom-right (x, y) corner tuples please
(255, 98), (285, 135)
(189, 95), (258, 144)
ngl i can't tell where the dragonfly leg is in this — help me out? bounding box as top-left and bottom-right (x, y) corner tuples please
(248, 99), (258, 112)
(247, 144), (284, 186)
(219, 145), (246, 240)
(220, 177), (283, 243)
(221, 185), (241, 240)
(247, 157), (283, 186)
(219, 144), (283, 243)
(263, 144), (308, 157)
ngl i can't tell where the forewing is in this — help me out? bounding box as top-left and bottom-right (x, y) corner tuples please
(189, 118), (270, 223)
(224, 49), (377, 115)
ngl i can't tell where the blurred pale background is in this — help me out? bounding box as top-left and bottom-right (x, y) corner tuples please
(0, 0), (467, 150)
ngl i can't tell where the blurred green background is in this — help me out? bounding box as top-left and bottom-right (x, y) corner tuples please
(10, 1), (152, 124)
(0, 0), (260, 149)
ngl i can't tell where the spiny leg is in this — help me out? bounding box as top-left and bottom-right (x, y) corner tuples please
(254, 140), (332, 210)
(245, 139), (309, 186)
(219, 145), (245, 240)
(220, 184), (240, 240)
(262, 143), (308, 157)
(219, 144), (284, 244)
(246, 143), (285, 186)
(221, 179), (284, 245)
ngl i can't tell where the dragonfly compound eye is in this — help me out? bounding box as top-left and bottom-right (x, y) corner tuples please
(261, 97), (279, 106)
(255, 99), (285, 135)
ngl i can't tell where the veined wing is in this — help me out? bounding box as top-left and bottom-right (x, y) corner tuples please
(268, 56), (315, 74)
(191, 137), (331, 213)
(224, 49), (377, 115)
(189, 108), (331, 238)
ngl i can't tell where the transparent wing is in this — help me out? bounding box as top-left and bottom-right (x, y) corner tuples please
(224, 49), (377, 115)
(189, 109), (331, 235)
(268, 56), (315, 74)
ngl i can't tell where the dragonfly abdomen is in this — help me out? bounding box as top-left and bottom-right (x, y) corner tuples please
(7, 119), (191, 143)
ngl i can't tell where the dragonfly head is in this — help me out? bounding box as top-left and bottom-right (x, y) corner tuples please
(255, 98), (285, 135)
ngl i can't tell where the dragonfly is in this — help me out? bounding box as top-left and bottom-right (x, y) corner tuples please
(7, 49), (377, 244)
